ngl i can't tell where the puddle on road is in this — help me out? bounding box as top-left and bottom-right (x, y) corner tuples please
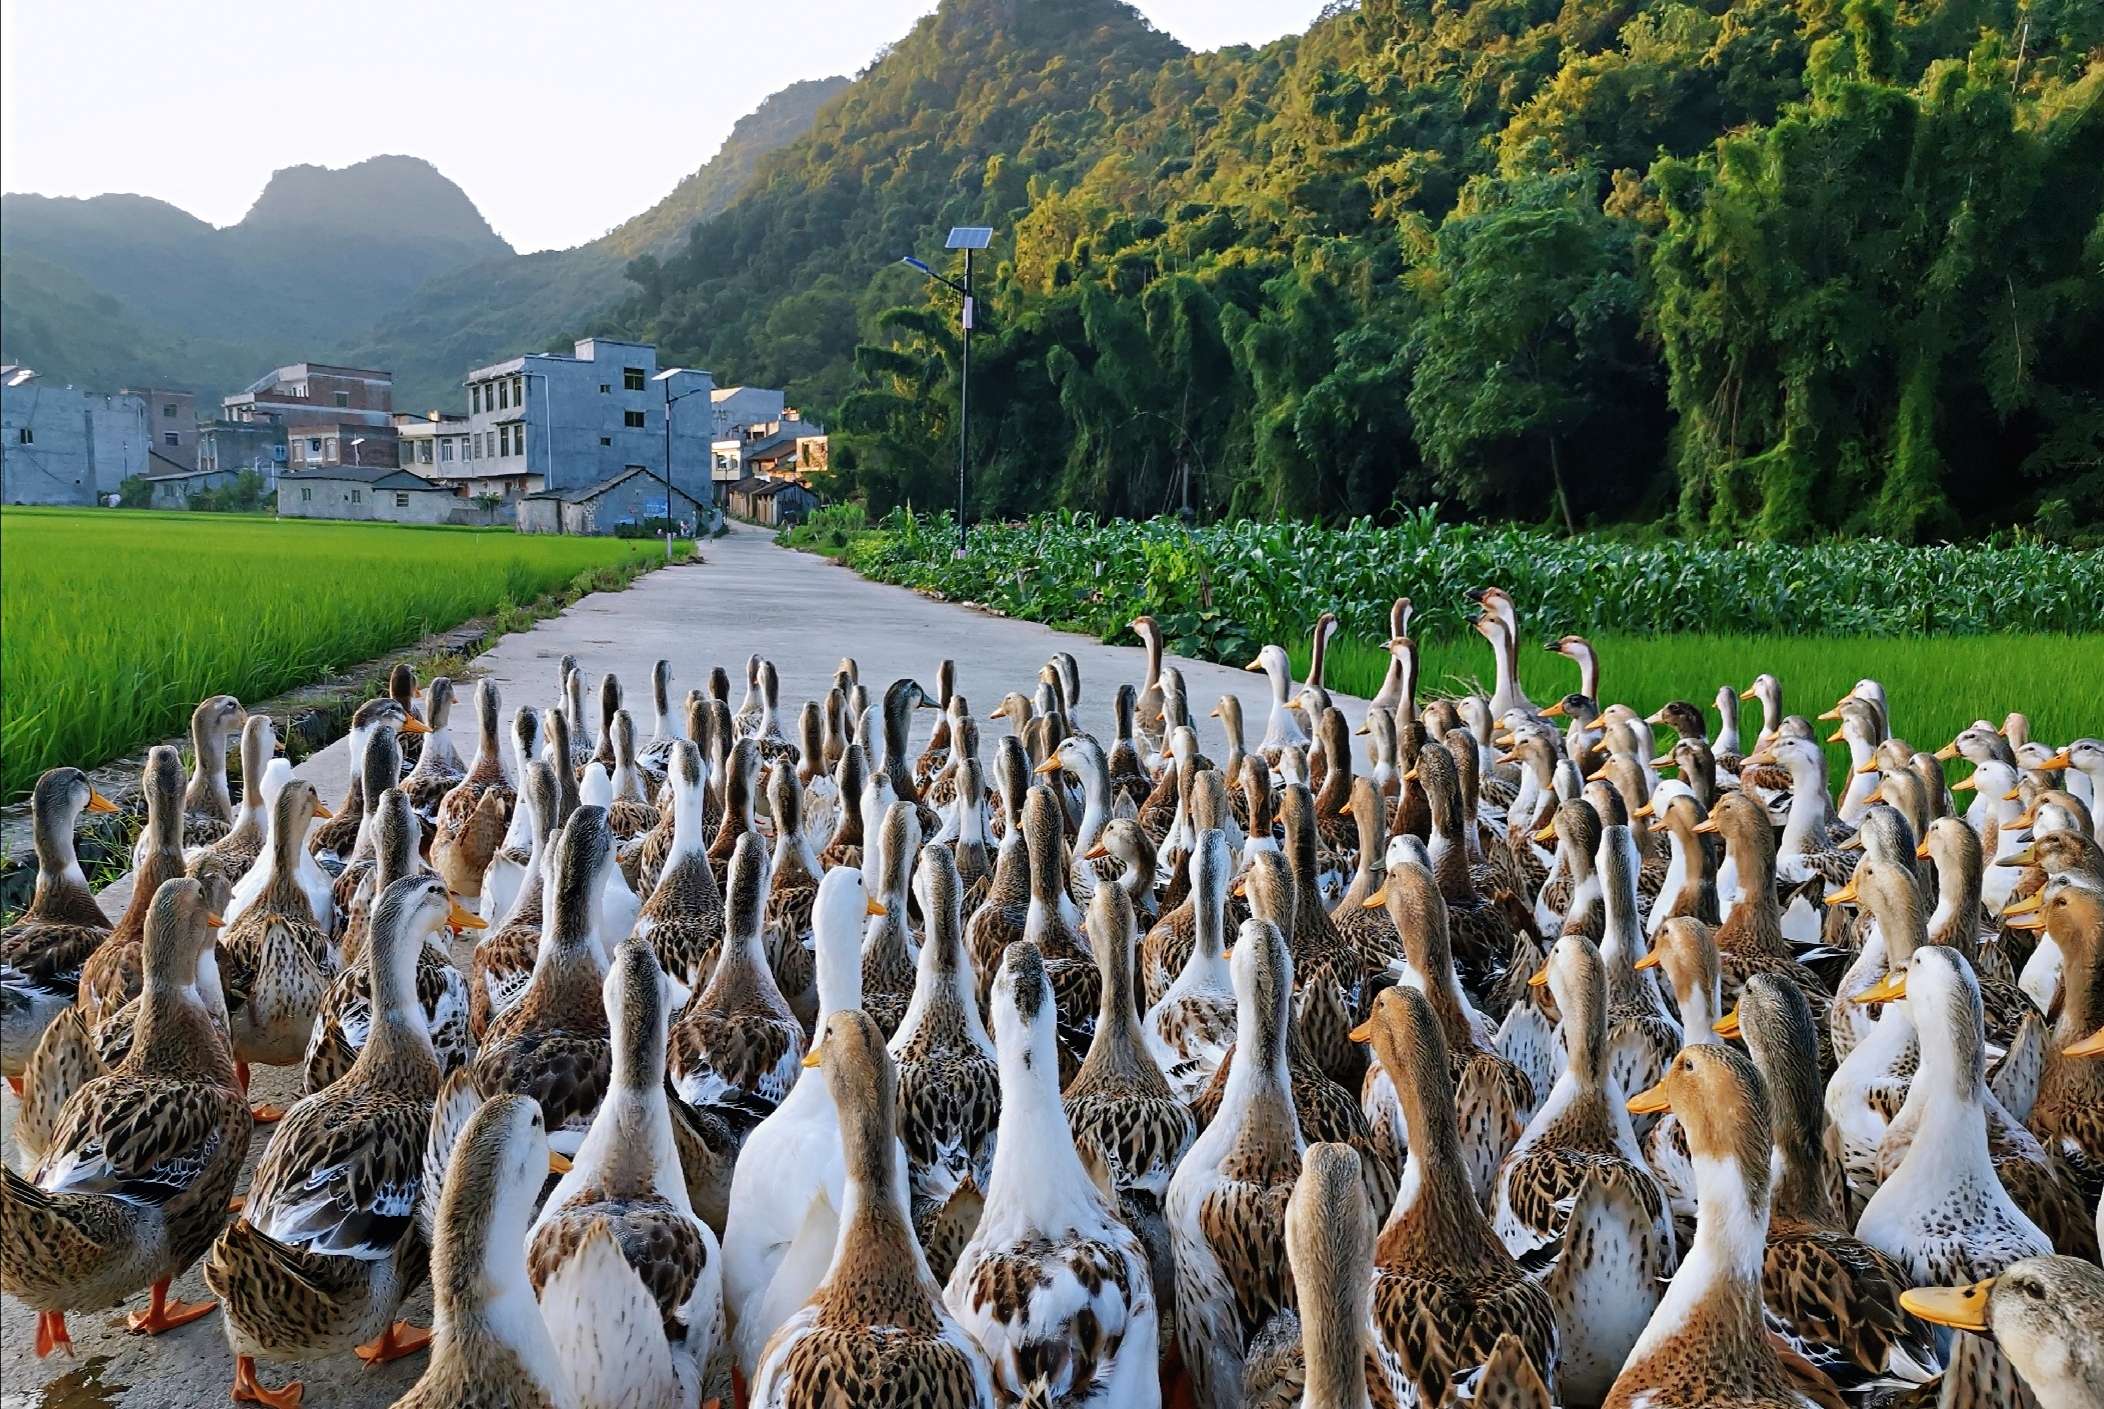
(34, 1356), (126, 1409)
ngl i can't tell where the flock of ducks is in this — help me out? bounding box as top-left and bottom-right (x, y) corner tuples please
(2, 587), (2101, 1409)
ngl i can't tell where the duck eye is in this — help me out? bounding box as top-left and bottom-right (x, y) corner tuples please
(2022, 1281), (2045, 1300)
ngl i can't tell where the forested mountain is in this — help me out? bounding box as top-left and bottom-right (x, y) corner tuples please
(1, 80), (846, 410)
(615, 0), (2103, 538)
(0, 157), (511, 400)
(351, 75), (849, 409)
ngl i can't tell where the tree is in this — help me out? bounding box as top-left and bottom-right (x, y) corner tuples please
(1406, 171), (1655, 532)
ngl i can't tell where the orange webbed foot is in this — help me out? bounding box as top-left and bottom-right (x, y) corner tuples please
(127, 1280), (216, 1335)
(353, 1320), (431, 1366)
(33, 1310), (74, 1359)
(231, 1354), (303, 1408)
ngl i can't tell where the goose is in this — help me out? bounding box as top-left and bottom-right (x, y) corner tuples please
(206, 874), (466, 1407)
(947, 940), (1160, 1407)
(1723, 974), (1938, 1397)
(1855, 945), (2052, 1408)
(1240, 1142), (1409, 1409)
(1468, 589), (1534, 720)
(187, 714), (279, 894)
(303, 789), (476, 1096)
(721, 866), (910, 1381)
(1248, 643), (1311, 762)
(667, 830), (805, 1143)
(1, 878), (249, 1360)
(1356, 985), (1556, 1402)
(1142, 828), (1237, 1104)
(432, 681), (516, 901)
(2, 768), (118, 1085)
(1902, 1255), (2104, 1409)
(529, 936), (724, 1409)
(1063, 881), (1195, 1355)
(390, 1093), (574, 1409)
(465, 807), (618, 1159)
(1610, 1044), (1845, 1409)
(1167, 917), (1306, 1409)
(1497, 934), (1676, 1405)
(888, 845), (1000, 1282)
(476, 707), (545, 920)
(749, 1008), (997, 1409)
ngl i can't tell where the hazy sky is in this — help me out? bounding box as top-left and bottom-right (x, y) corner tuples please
(1, 0), (1328, 253)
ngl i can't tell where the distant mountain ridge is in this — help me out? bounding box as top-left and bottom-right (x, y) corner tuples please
(0, 82), (847, 409)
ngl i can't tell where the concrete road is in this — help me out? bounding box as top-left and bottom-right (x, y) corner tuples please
(2, 523), (1375, 1408)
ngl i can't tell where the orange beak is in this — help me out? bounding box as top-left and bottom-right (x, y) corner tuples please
(204, 910), (225, 929)
(401, 715), (431, 736)
(447, 898), (488, 932)
(1713, 1007), (1742, 1039)
(1626, 1080), (1671, 1116)
(85, 789), (121, 814)
(1542, 701), (1568, 720)
(1633, 948), (1661, 971)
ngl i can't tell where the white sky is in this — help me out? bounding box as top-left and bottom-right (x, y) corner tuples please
(0, 0), (1327, 253)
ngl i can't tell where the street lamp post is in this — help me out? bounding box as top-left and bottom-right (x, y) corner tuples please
(901, 226), (992, 558)
(654, 368), (712, 558)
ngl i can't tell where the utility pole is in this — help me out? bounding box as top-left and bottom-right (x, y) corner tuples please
(902, 226), (992, 559)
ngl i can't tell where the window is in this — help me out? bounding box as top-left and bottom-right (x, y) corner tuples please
(307, 437), (322, 454)
(624, 410), (646, 429)
(301, 487), (312, 502)
(600, 436), (612, 447)
(471, 385), (482, 414)
(622, 367), (646, 391)
(16, 427), (32, 445)
(164, 432), (180, 447)
(162, 403), (177, 418)
(511, 375), (523, 405)
(395, 492), (410, 508)
(272, 445), (286, 462)
(497, 381), (509, 411)
(441, 440), (454, 462)
(419, 441), (433, 464)
(333, 391), (350, 408)
(599, 383), (611, 394)
(351, 489), (363, 503)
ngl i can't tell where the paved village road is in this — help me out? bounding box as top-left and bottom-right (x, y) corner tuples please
(2, 523), (1378, 1409)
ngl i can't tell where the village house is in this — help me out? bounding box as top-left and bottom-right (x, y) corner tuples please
(225, 362), (398, 471)
(0, 365), (152, 504)
(277, 464), (475, 524)
(518, 466), (707, 535)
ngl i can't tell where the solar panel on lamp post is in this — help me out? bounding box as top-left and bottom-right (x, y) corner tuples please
(901, 226), (993, 558)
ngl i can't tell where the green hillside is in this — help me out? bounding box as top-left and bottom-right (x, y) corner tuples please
(615, 0), (2104, 539)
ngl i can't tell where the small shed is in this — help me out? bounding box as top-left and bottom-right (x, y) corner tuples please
(518, 466), (707, 535)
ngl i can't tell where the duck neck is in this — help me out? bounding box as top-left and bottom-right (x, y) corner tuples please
(1073, 760), (1110, 858)
(30, 807), (97, 922)
(989, 1017), (1100, 1228)
(1929, 857), (1982, 958)
(1300, 1279), (1370, 1409)
(1627, 1153), (1770, 1369)
(357, 927), (438, 1080)
(829, 1109), (925, 1299)
(188, 721), (232, 818)
(1384, 1059), (1498, 1259)
(132, 960), (236, 1085)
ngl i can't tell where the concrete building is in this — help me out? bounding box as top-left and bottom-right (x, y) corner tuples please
(288, 425), (399, 471)
(395, 411), (473, 476)
(711, 416), (826, 486)
(123, 388), (199, 469)
(0, 366), (151, 504)
(223, 363), (394, 432)
(197, 419), (288, 479)
(518, 466), (706, 536)
(277, 465), (474, 524)
(709, 386), (786, 441)
(725, 474), (818, 528)
(465, 338), (713, 505)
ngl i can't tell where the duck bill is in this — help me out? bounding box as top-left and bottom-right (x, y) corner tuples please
(2002, 892), (2045, 920)
(1738, 686), (1759, 701)
(1817, 706), (1844, 722)
(1626, 1080), (1671, 1116)
(1852, 972), (1908, 1005)
(1244, 657), (1265, 672)
(447, 898), (488, 932)
(1692, 817), (1720, 836)
(1360, 887), (1388, 911)
(548, 1151), (573, 1175)
(1348, 1018), (1375, 1044)
(1082, 843), (1110, 861)
(1526, 964), (1551, 990)
(1542, 701), (1568, 720)
(1743, 749), (1776, 768)
(866, 897), (888, 917)
(1713, 1007), (1743, 1040)
(2002, 910), (2047, 932)
(2063, 1026), (2104, 1058)
(1951, 775), (1977, 793)
(1632, 802), (1655, 820)
(1033, 754), (1065, 776)
(801, 1047), (823, 1069)
(1933, 743), (1960, 761)
(1995, 843), (2036, 867)
(85, 789), (121, 814)
(400, 715), (431, 736)
(1826, 878), (1860, 907)
(1633, 948), (1662, 971)
(1914, 838), (1933, 860)
(1854, 759), (1880, 775)
(204, 910), (226, 929)
(1533, 823), (1557, 844)
(1826, 727), (1847, 744)
(2037, 749), (2072, 772)
(1900, 1281), (1994, 1333)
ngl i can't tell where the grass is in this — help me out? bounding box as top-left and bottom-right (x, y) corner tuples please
(1288, 633), (2104, 768)
(1, 508), (692, 798)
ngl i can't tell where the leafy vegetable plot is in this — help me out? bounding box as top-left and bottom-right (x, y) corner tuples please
(1, 509), (687, 798)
